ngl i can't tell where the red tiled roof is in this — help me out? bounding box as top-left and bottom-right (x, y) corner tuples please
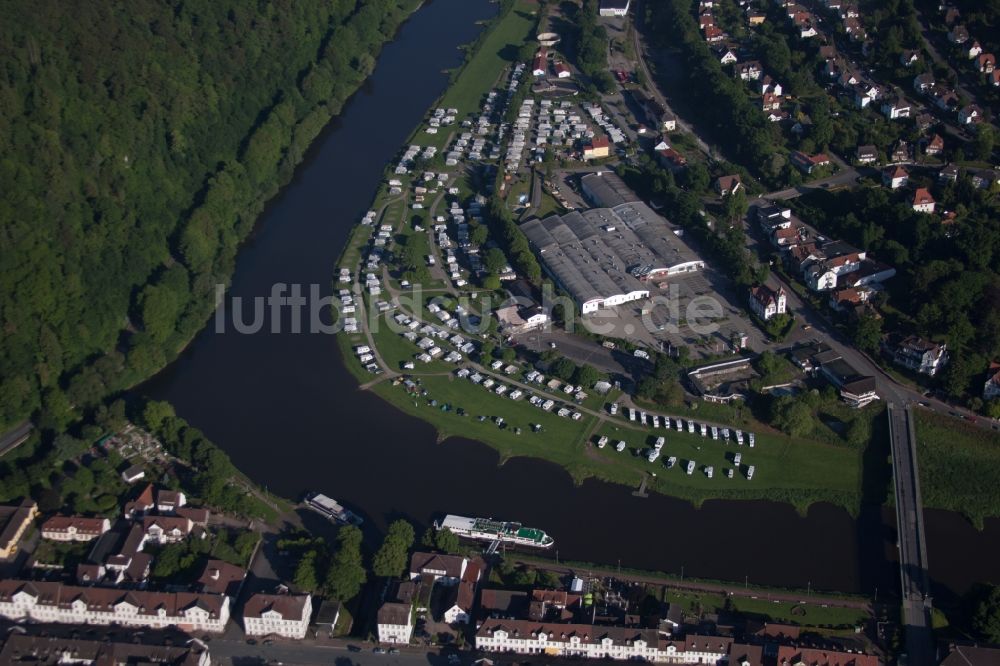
(776, 646), (879, 666)
(913, 187), (935, 205)
(244, 592), (310, 620)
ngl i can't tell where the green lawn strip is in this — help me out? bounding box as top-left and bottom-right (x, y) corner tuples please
(437, 0), (539, 118)
(588, 416), (860, 512)
(666, 590), (867, 628)
(914, 409), (1000, 527)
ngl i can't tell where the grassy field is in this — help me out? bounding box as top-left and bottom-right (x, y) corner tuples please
(337, 327), (863, 511)
(439, 0), (539, 117)
(665, 589), (868, 628)
(370, 372), (599, 473)
(369, 312), (455, 374)
(589, 413), (861, 512)
(915, 409), (1000, 527)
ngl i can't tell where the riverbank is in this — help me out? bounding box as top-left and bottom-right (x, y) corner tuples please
(329, 0), (870, 516)
(507, 554), (874, 622)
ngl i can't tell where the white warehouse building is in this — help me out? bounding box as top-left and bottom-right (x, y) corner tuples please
(521, 173), (704, 315)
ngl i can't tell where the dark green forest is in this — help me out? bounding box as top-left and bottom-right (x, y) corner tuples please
(0, 0), (420, 430)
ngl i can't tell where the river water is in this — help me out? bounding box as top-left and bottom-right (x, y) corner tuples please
(142, 0), (998, 598)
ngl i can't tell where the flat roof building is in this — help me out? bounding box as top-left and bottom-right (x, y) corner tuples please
(522, 175), (705, 314)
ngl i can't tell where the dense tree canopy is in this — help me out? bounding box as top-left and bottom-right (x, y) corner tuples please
(0, 0), (421, 429)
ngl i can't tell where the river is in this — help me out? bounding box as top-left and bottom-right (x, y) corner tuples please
(142, 0), (999, 599)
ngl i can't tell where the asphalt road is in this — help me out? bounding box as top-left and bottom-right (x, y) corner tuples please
(0, 421), (33, 457)
(207, 639), (456, 666)
(886, 404), (934, 666)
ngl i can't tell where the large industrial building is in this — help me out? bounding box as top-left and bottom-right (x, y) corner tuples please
(520, 172), (704, 314)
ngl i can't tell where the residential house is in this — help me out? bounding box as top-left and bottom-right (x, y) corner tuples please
(912, 188), (936, 213)
(757, 204), (793, 231)
(529, 589), (582, 622)
(947, 24), (969, 44)
(900, 50), (921, 67)
(890, 140), (910, 163)
(532, 49), (547, 77)
(978, 53), (995, 73)
(197, 559), (246, 597)
(748, 10), (766, 25)
(0, 635), (211, 666)
(760, 75), (783, 96)
(772, 224), (803, 247)
(924, 134), (944, 156)
(784, 242), (819, 274)
(941, 645), (1000, 666)
(700, 12), (715, 29)
(736, 60), (763, 80)
(881, 98), (910, 120)
(883, 166), (909, 189)
(409, 552), (470, 584)
(839, 260), (897, 288)
(892, 336), (949, 376)
(657, 147), (688, 171)
(598, 0), (631, 16)
(496, 304), (549, 334)
(715, 45), (739, 65)
(377, 602), (414, 644)
(443, 581), (476, 624)
(843, 16), (865, 39)
(972, 170), (998, 190)
(714, 174), (742, 196)
(913, 72), (935, 93)
(554, 62), (571, 78)
(583, 136), (610, 159)
(915, 112), (936, 132)
(855, 145), (878, 164)
(0, 580), (230, 633)
(790, 151), (831, 174)
(804, 263), (838, 291)
(839, 70), (861, 88)
(476, 619), (662, 660)
(984, 362), (1000, 401)
(829, 287), (870, 311)
(0, 500), (37, 559)
(40, 516), (110, 542)
(120, 465), (145, 484)
(481, 589), (530, 618)
(958, 104), (983, 125)
(155, 489), (186, 514)
(704, 25), (725, 42)
(141, 516), (193, 544)
(776, 646), (879, 666)
(967, 40), (983, 59)
(243, 593), (312, 639)
(939, 163), (960, 182)
(749, 285), (787, 321)
(933, 88), (960, 111)
(991, 70), (1000, 86)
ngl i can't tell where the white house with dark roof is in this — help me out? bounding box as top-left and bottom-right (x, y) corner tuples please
(748, 285), (787, 321)
(377, 602), (414, 644)
(243, 593), (312, 639)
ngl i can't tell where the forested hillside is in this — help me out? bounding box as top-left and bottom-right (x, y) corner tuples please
(0, 0), (419, 430)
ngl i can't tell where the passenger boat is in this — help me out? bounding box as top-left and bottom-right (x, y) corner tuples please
(435, 514), (554, 548)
